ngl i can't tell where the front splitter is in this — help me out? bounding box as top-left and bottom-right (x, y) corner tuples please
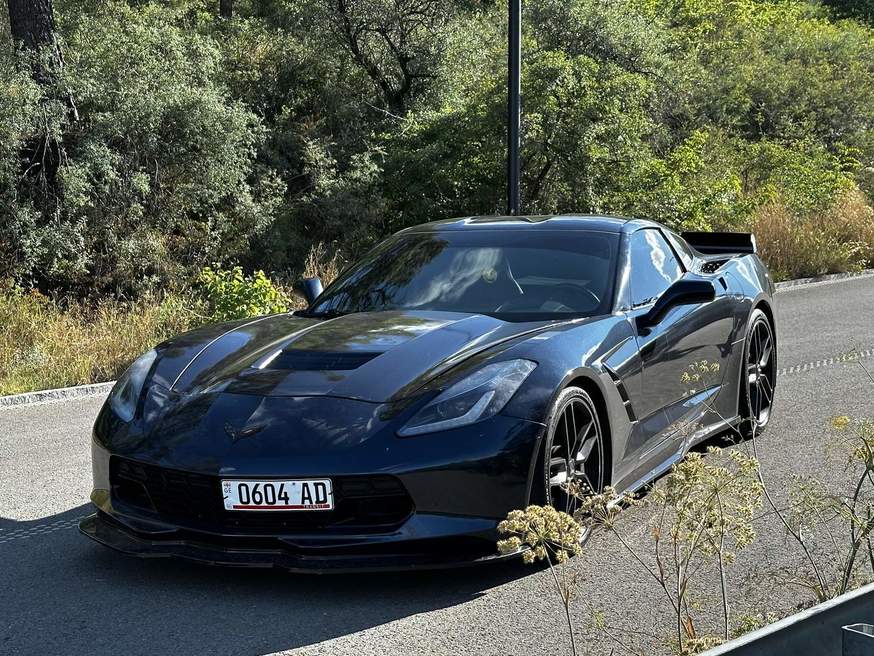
(79, 512), (521, 574)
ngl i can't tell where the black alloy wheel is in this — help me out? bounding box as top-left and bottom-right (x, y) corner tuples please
(542, 387), (606, 518)
(742, 309), (776, 437)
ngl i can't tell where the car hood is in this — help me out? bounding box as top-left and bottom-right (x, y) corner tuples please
(150, 310), (550, 403)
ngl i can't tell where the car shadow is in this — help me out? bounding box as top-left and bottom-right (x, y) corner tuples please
(1, 505), (525, 656)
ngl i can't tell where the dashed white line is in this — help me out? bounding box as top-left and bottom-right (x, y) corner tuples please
(777, 348), (874, 377)
(0, 516), (88, 545)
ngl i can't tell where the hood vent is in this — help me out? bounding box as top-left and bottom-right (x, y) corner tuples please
(266, 349), (381, 372)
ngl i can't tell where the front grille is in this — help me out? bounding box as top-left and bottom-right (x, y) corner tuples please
(110, 457), (413, 534)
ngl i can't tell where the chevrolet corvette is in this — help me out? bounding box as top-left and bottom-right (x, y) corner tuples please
(80, 215), (776, 572)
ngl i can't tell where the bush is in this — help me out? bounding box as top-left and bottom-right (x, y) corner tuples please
(300, 242), (343, 285)
(825, 189), (874, 267)
(752, 191), (872, 280)
(5, 0), (874, 300)
(198, 265), (290, 323)
(0, 2), (283, 295)
(0, 262), (302, 395)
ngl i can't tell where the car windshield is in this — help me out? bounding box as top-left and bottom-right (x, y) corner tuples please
(308, 230), (619, 321)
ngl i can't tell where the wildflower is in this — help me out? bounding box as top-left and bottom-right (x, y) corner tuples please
(497, 504), (583, 563)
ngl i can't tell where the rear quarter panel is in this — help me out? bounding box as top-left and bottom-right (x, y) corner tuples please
(720, 253), (777, 419)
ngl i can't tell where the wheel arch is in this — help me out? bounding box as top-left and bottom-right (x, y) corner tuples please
(754, 299), (776, 342)
(735, 297), (777, 422)
(525, 370), (616, 505)
(565, 375), (614, 489)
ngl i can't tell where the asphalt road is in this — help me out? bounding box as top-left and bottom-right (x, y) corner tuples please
(2, 275), (874, 656)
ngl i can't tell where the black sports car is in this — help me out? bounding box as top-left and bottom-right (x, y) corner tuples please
(80, 215), (777, 572)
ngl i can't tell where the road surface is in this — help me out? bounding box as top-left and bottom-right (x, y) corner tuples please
(2, 275), (873, 656)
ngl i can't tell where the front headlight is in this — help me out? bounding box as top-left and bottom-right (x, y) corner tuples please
(109, 349), (157, 422)
(398, 359), (537, 436)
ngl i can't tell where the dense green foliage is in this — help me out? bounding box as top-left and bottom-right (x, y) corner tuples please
(2, 0), (874, 296)
(198, 265), (290, 321)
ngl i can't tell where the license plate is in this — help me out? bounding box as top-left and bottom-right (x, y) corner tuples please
(221, 479), (333, 511)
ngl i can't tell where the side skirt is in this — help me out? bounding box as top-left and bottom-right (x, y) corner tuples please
(618, 414), (742, 497)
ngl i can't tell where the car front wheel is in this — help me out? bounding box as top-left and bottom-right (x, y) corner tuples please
(540, 386), (606, 519)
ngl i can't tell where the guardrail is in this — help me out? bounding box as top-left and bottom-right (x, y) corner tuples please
(844, 624), (874, 655)
(702, 582), (874, 655)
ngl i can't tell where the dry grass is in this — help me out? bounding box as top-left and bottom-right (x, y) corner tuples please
(278, 242), (344, 308)
(301, 242), (343, 285)
(752, 190), (874, 281)
(826, 189), (874, 265)
(0, 242), (346, 395)
(0, 287), (204, 395)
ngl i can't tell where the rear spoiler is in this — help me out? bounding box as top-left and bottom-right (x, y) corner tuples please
(681, 231), (757, 256)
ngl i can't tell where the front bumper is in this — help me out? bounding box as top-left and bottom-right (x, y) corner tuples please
(79, 510), (520, 573)
(85, 405), (544, 572)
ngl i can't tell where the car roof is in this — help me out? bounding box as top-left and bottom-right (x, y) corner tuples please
(399, 214), (659, 234)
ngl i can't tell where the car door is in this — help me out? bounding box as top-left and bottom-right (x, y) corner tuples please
(624, 228), (735, 461)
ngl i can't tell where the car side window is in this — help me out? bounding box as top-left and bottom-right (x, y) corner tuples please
(630, 229), (683, 307)
(664, 229), (695, 270)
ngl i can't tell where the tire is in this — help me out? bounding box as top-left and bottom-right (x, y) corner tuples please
(739, 309), (777, 438)
(537, 386), (607, 520)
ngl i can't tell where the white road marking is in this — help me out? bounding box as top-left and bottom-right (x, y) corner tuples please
(0, 516), (88, 545)
(775, 270), (874, 292)
(777, 348), (874, 377)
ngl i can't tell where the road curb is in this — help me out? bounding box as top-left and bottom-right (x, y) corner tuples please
(0, 381), (115, 409)
(775, 268), (874, 291)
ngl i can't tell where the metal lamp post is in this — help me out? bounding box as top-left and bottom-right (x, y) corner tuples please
(507, 0), (521, 216)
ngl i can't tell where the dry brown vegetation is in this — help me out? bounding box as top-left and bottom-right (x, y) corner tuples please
(751, 190), (874, 280)
(0, 287), (204, 396)
(301, 242), (344, 286)
(0, 243), (344, 395)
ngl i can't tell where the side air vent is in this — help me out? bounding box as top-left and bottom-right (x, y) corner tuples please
(700, 259), (729, 274)
(604, 366), (637, 423)
(267, 350), (381, 371)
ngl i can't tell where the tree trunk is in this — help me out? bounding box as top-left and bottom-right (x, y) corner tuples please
(8, 0), (57, 50)
(7, 0), (77, 184)
(7, 0), (77, 122)
(220, 0), (233, 18)
(8, 0), (62, 72)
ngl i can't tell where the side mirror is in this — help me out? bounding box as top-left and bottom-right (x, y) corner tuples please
(297, 277), (324, 306)
(637, 278), (716, 331)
